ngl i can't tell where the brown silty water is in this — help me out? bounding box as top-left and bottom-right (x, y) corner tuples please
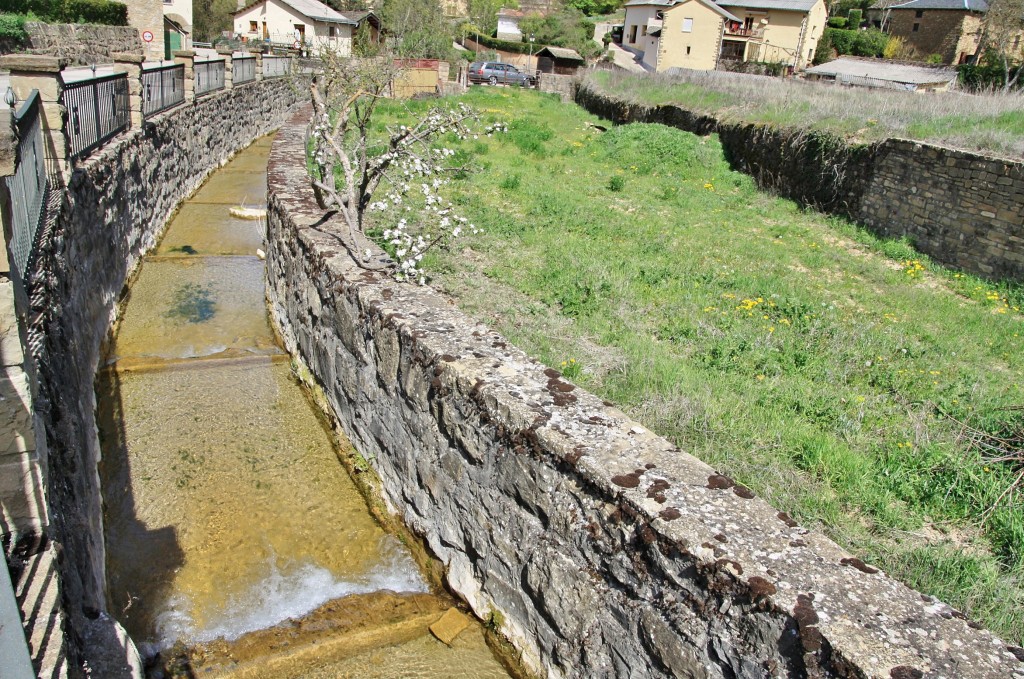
(98, 137), (512, 677)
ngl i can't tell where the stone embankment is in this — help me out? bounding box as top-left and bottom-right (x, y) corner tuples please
(575, 85), (1024, 283)
(266, 107), (1024, 679)
(21, 77), (302, 675)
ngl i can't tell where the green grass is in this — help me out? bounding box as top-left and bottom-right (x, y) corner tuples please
(585, 70), (1024, 160)
(369, 87), (1024, 642)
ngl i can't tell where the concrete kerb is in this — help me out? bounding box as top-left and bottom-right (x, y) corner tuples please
(265, 107), (1024, 679)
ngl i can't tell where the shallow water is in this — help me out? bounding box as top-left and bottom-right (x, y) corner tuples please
(99, 137), (511, 676)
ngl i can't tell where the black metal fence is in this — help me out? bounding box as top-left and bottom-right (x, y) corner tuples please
(4, 90), (48, 288)
(195, 59), (226, 96)
(61, 73), (130, 161)
(262, 56), (291, 78)
(233, 56), (257, 84)
(142, 63), (186, 117)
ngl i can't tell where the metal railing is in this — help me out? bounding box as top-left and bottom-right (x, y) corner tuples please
(62, 73), (130, 161)
(195, 59), (226, 96)
(262, 55), (291, 78)
(4, 90), (48, 287)
(141, 63), (185, 117)
(233, 55), (257, 84)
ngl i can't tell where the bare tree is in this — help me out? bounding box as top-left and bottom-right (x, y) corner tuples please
(307, 48), (497, 281)
(975, 0), (1024, 91)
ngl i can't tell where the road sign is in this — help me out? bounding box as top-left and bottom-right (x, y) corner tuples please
(293, 40), (300, 49)
(142, 30), (154, 42)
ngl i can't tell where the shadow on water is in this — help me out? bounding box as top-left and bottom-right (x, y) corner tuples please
(96, 366), (185, 647)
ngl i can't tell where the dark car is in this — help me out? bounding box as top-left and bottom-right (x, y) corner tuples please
(468, 61), (534, 86)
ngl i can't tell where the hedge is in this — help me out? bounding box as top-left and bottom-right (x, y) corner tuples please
(814, 26), (888, 63)
(1, 0), (128, 25)
(0, 13), (30, 42)
(468, 33), (536, 56)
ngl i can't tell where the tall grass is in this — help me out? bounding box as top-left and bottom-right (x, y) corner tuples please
(586, 69), (1024, 159)
(370, 88), (1024, 643)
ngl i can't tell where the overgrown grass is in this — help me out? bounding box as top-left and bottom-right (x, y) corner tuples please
(586, 69), (1024, 160)
(370, 88), (1024, 642)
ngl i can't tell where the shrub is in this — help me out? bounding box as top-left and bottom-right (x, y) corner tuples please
(847, 8), (863, 27)
(828, 16), (848, 28)
(817, 26), (887, 61)
(607, 174), (624, 191)
(1, 0), (127, 25)
(0, 13), (29, 42)
(926, 53), (944, 65)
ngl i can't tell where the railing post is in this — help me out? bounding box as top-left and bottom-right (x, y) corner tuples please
(217, 48), (234, 90)
(112, 52), (144, 128)
(255, 52), (264, 81)
(0, 55), (69, 180)
(173, 49), (196, 103)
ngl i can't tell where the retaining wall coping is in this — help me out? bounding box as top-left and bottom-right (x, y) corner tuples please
(267, 107), (1024, 679)
(0, 55), (67, 73)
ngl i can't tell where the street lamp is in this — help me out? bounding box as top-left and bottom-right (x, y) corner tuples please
(528, 34), (535, 80)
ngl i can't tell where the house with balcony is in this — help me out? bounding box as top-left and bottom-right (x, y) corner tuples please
(233, 0), (379, 55)
(623, 0), (827, 71)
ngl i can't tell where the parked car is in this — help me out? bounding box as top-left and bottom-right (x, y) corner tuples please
(468, 62), (535, 86)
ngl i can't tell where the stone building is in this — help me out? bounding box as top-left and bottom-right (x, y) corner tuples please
(881, 0), (987, 64)
(122, 0), (166, 60)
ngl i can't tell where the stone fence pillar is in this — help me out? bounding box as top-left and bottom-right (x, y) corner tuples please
(217, 48), (234, 90)
(173, 49), (195, 103)
(112, 52), (144, 128)
(255, 52), (264, 81)
(0, 55), (70, 180)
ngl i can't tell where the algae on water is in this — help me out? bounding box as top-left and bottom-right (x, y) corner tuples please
(167, 282), (216, 323)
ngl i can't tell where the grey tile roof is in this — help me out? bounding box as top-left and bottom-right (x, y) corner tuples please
(537, 46), (585, 61)
(888, 0), (988, 10)
(719, 0), (820, 12)
(806, 56), (957, 84)
(235, 0), (358, 24)
(625, 0), (741, 18)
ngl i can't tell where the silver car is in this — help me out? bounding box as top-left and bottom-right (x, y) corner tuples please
(468, 62), (534, 86)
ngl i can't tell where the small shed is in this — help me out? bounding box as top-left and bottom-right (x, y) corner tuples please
(535, 46), (585, 75)
(804, 56), (957, 92)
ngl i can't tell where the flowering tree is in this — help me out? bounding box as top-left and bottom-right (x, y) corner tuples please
(307, 52), (504, 283)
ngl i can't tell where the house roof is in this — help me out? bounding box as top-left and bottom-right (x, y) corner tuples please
(536, 46), (585, 61)
(888, 0), (987, 9)
(234, 0), (359, 24)
(627, 0), (812, 12)
(337, 9), (379, 25)
(805, 56), (957, 84)
(718, 0), (820, 12)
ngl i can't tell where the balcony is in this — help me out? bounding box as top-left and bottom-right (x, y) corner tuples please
(724, 25), (764, 40)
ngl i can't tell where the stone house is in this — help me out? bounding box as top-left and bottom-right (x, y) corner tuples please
(233, 0), (379, 55)
(880, 0), (988, 64)
(623, 0), (827, 71)
(121, 0), (168, 60)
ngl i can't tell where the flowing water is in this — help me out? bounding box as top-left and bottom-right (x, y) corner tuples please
(98, 137), (512, 677)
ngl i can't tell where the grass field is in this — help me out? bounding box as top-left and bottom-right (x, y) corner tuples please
(367, 87), (1024, 642)
(585, 70), (1024, 160)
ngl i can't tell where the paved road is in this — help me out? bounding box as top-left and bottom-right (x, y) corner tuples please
(592, 22), (649, 73)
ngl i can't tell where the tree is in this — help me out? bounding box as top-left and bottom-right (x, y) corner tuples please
(974, 0), (1024, 91)
(193, 0), (237, 42)
(381, 0), (458, 59)
(466, 0), (506, 35)
(306, 49), (498, 281)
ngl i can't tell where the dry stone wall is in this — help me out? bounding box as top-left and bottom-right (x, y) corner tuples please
(21, 23), (144, 65)
(25, 78), (302, 677)
(266, 107), (1024, 679)
(574, 85), (1024, 283)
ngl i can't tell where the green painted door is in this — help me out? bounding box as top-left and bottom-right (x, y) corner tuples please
(165, 30), (182, 60)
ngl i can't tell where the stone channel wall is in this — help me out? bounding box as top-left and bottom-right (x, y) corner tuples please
(23, 78), (302, 677)
(575, 85), (1024, 282)
(19, 23), (144, 65)
(266, 107), (1024, 679)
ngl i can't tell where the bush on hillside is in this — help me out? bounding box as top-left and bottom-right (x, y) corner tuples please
(0, 13), (30, 43)
(814, 26), (887, 63)
(958, 49), (1024, 91)
(1, 0), (128, 25)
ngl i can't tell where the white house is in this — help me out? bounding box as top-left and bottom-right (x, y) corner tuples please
(234, 0), (378, 55)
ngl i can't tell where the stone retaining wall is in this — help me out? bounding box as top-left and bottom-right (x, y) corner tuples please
(266, 107), (1024, 679)
(575, 85), (1024, 282)
(21, 23), (144, 65)
(24, 78), (302, 677)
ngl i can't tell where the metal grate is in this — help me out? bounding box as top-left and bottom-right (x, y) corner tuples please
(233, 56), (257, 84)
(195, 59), (226, 96)
(62, 73), (130, 160)
(4, 90), (48, 288)
(262, 56), (291, 78)
(141, 63), (185, 117)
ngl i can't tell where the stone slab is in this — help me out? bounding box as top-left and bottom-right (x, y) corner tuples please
(429, 607), (471, 645)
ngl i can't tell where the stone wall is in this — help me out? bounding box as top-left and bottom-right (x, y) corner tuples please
(21, 23), (143, 65)
(575, 85), (1024, 283)
(537, 73), (575, 102)
(22, 77), (302, 678)
(266, 107), (1024, 679)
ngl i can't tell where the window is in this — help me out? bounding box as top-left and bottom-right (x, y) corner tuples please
(912, 22), (920, 31)
(641, 25), (648, 36)
(250, 20), (258, 32)
(914, 9), (923, 17)
(329, 26), (336, 37)
(682, 17), (693, 32)
(686, 45), (691, 54)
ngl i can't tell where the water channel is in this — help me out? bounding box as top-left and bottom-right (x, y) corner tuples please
(97, 136), (513, 677)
